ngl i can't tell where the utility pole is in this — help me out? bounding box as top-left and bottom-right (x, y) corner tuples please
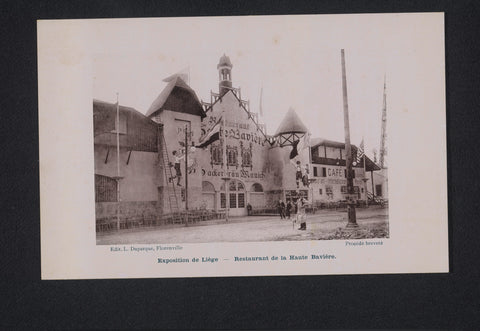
(115, 93), (121, 231)
(379, 75), (387, 169)
(184, 124), (189, 226)
(341, 49), (358, 228)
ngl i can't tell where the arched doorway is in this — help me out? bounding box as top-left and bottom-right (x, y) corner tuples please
(201, 181), (216, 210)
(249, 183), (265, 208)
(220, 179), (246, 216)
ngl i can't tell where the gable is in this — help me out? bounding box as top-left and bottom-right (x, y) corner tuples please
(146, 77), (206, 119)
(204, 90), (269, 142)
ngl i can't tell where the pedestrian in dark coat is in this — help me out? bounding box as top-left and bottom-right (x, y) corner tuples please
(247, 203), (252, 216)
(286, 201), (292, 220)
(277, 200), (285, 219)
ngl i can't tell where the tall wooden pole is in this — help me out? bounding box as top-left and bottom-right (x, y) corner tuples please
(363, 152), (368, 206)
(379, 75), (387, 169)
(184, 124), (189, 226)
(341, 49), (358, 228)
(371, 170), (375, 198)
(116, 93), (121, 231)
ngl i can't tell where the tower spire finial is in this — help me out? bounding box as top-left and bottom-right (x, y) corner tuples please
(217, 54), (233, 95)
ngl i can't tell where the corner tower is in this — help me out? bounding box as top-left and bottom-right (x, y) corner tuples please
(217, 54), (233, 95)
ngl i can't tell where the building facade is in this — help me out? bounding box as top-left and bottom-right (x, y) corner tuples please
(93, 100), (163, 220)
(93, 54), (384, 220)
(308, 139), (380, 204)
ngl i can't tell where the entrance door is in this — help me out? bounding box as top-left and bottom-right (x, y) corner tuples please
(220, 179), (246, 216)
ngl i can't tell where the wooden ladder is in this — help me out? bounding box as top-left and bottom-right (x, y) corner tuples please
(159, 128), (180, 213)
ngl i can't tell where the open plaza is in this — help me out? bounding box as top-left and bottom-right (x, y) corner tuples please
(97, 205), (388, 245)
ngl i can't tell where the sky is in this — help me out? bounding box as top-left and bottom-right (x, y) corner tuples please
(91, 14), (442, 159)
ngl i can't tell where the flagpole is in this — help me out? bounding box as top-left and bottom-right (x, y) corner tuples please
(363, 151), (368, 206)
(116, 93), (120, 231)
(259, 86), (263, 118)
(184, 124), (189, 226)
(341, 49), (358, 228)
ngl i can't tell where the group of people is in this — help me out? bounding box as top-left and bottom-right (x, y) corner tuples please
(277, 198), (308, 231)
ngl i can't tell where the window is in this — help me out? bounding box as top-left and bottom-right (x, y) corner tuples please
(319, 188), (323, 195)
(242, 150), (252, 168)
(220, 193), (226, 208)
(229, 193), (237, 208)
(251, 183), (263, 192)
(313, 166), (318, 177)
(238, 193), (245, 208)
(227, 146), (238, 167)
(95, 175), (117, 202)
(322, 167), (327, 177)
(341, 186), (347, 194)
(326, 185), (333, 199)
(211, 142), (222, 165)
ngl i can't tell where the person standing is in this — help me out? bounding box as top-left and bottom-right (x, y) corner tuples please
(280, 200), (286, 219)
(302, 164), (310, 187)
(286, 201), (292, 220)
(277, 200), (284, 219)
(295, 161), (303, 189)
(297, 197), (308, 230)
(170, 150), (184, 186)
(247, 203), (252, 216)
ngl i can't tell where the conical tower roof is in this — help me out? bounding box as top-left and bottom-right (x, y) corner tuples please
(274, 107), (308, 136)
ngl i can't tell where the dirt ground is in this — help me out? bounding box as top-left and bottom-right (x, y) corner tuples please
(96, 206), (389, 245)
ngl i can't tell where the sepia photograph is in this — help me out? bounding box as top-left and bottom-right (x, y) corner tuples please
(39, 13), (447, 279)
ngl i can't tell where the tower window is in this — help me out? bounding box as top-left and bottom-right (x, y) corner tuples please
(210, 142), (222, 165)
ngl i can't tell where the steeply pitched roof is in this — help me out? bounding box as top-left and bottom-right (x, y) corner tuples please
(93, 99), (161, 152)
(145, 76), (206, 118)
(274, 107), (308, 136)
